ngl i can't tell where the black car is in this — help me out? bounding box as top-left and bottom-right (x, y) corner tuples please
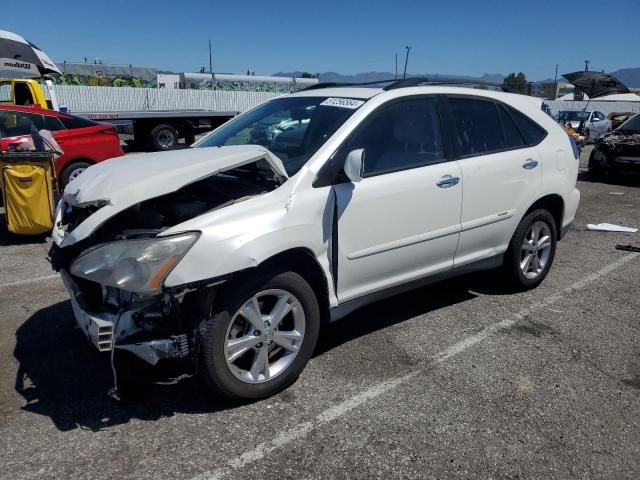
(588, 113), (640, 178)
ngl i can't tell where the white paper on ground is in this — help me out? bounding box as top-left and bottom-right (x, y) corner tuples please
(587, 223), (638, 233)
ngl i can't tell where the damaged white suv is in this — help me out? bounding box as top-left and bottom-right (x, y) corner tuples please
(49, 79), (580, 401)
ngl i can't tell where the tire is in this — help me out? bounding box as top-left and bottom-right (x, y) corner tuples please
(60, 161), (92, 188)
(150, 124), (179, 151)
(503, 209), (557, 291)
(198, 270), (320, 401)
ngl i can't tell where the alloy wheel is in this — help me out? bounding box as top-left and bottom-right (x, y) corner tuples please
(224, 289), (305, 384)
(520, 221), (552, 279)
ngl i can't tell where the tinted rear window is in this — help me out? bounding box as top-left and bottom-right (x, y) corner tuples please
(498, 104), (525, 148)
(449, 98), (503, 156)
(59, 115), (97, 129)
(506, 106), (546, 145)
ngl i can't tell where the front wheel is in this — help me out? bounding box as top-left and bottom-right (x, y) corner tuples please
(60, 161), (92, 188)
(503, 209), (557, 291)
(198, 271), (320, 401)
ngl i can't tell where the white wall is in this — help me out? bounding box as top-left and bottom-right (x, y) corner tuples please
(52, 85), (281, 113)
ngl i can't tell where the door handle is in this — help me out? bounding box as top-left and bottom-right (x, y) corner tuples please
(436, 176), (460, 188)
(522, 159), (539, 170)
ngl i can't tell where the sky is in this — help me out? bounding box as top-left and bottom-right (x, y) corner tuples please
(4, 0), (640, 81)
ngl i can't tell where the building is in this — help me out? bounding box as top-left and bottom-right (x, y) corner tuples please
(157, 73), (181, 89)
(529, 82), (574, 100)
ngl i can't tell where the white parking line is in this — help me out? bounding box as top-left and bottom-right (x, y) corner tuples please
(0, 274), (59, 289)
(190, 252), (639, 480)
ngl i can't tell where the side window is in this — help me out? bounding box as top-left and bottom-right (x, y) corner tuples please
(497, 104), (525, 148)
(59, 115), (97, 129)
(0, 111), (44, 137)
(506, 105), (547, 145)
(347, 98), (445, 177)
(43, 115), (65, 131)
(593, 111), (605, 121)
(0, 83), (12, 103)
(449, 98), (504, 157)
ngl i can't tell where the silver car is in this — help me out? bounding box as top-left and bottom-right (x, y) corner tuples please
(558, 110), (611, 139)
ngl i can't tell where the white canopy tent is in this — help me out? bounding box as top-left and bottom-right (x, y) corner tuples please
(556, 92), (640, 102)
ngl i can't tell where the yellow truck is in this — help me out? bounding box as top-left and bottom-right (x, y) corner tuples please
(0, 78), (58, 109)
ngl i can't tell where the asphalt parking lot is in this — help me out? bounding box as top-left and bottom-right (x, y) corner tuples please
(0, 146), (639, 480)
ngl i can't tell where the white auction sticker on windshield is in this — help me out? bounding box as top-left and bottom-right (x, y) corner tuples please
(320, 97), (365, 109)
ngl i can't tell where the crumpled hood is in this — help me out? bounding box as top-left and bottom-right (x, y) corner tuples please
(55, 145), (288, 247)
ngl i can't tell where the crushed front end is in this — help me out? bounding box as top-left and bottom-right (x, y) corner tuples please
(49, 226), (220, 394)
(591, 131), (640, 173)
(47, 158), (283, 396)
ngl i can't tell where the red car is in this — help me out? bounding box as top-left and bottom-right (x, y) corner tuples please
(0, 105), (124, 187)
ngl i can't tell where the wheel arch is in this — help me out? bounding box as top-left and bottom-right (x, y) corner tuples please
(220, 247), (331, 325)
(524, 194), (564, 237)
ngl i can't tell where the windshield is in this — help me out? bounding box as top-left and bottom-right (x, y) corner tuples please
(196, 96), (365, 176)
(618, 114), (640, 132)
(558, 111), (590, 122)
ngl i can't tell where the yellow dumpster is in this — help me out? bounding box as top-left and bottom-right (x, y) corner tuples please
(0, 152), (57, 235)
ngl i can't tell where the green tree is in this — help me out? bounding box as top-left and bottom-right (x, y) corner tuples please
(503, 72), (528, 94)
(301, 72), (316, 78)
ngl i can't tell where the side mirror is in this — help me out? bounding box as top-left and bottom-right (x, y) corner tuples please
(344, 148), (364, 182)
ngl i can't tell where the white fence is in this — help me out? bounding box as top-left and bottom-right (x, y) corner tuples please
(49, 85), (640, 118)
(51, 85), (282, 113)
(545, 100), (640, 116)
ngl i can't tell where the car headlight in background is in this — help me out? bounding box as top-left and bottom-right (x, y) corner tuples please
(70, 232), (199, 294)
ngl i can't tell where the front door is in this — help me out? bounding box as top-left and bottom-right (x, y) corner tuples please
(333, 97), (463, 302)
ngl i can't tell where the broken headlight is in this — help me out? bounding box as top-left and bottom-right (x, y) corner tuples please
(70, 232), (199, 294)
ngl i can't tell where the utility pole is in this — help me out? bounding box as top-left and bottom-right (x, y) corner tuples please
(395, 53), (398, 79)
(209, 39), (214, 89)
(553, 64), (558, 100)
(584, 59), (590, 72)
(403, 46), (412, 79)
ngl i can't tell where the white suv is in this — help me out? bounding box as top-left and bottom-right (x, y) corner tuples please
(49, 79), (581, 401)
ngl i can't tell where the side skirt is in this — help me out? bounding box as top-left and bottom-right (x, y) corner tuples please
(329, 254), (504, 322)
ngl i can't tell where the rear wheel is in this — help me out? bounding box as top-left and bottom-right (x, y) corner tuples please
(198, 270), (320, 401)
(503, 209), (557, 291)
(60, 161), (92, 188)
(150, 124), (179, 151)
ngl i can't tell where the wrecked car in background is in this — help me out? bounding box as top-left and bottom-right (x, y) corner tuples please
(49, 82), (580, 401)
(607, 112), (637, 130)
(589, 113), (640, 178)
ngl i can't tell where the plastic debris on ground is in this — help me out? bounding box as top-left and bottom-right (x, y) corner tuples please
(587, 223), (638, 233)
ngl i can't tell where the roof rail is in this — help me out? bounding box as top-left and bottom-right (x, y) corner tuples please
(382, 77), (513, 93)
(297, 79), (397, 92)
(298, 77), (514, 93)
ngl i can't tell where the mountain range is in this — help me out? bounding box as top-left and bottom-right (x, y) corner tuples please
(274, 68), (640, 88)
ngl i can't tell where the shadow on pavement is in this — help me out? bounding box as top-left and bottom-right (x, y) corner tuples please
(14, 269), (508, 432)
(0, 212), (49, 246)
(578, 170), (640, 187)
(315, 271), (512, 356)
(13, 300), (231, 432)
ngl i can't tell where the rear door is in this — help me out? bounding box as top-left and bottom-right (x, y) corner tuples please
(333, 96), (463, 302)
(445, 96), (544, 267)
